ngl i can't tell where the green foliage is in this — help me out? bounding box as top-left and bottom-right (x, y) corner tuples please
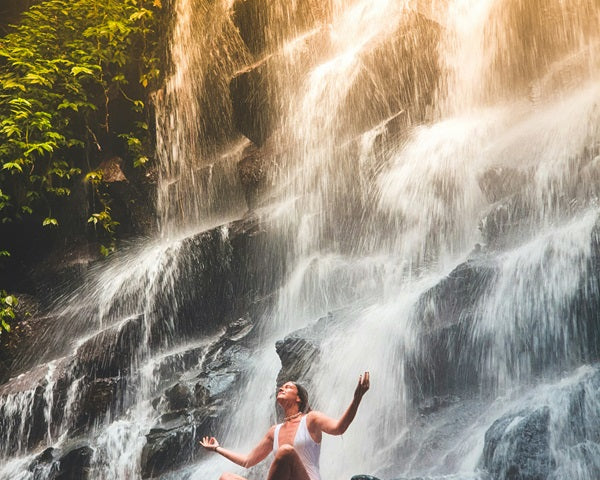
(0, 291), (17, 334)
(88, 206), (120, 255)
(0, 0), (162, 253)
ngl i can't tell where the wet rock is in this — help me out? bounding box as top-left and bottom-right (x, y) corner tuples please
(195, 337), (252, 399)
(232, 0), (329, 57)
(417, 395), (460, 415)
(406, 258), (497, 402)
(0, 294), (43, 383)
(275, 314), (334, 387)
(232, 0), (268, 56)
(164, 383), (194, 411)
(152, 345), (206, 391)
(237, 142), (278, 208)
(478, 166), (528, 204)
(56, 445), (93, 480)
(141, 426), (197, 479)
(487, 0), (598, 97)
(73, 315), (143, 379)
(72, 376), (126, 433)
(98, 156), (127, 183)
(275, 333), (320, 387)
(28, 448), (60, 479)
(140, 409), (218, 479)
(340, 12), (440, 138)
(482, 406), (554, 480)
(391, 477), (483, 480)
(194, 383), (210, 406)
(229, 214), (289, 299)
(230, 61), (274, 146)
(230, 25), (331, 146)
(142, 317), (256, 477)
(30, 447), (57, 467)
(96, 156), (156, 237)
(0, 367), (51, 456)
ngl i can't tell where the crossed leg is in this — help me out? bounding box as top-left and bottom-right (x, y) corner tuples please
(219, 474), (247, 480)
(218, 445), (311, 480)
(267, 445), (311, 480)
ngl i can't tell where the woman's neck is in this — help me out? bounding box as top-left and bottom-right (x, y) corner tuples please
(283, 409), (302, 422)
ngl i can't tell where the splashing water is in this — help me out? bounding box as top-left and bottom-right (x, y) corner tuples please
(2, 0), (600, 479)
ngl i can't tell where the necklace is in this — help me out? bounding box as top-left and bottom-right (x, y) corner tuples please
(283, 411), (302, 422)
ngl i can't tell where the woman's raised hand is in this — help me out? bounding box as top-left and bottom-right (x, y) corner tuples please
(354, 371), (370, 400)
(200, 436), (220, 452)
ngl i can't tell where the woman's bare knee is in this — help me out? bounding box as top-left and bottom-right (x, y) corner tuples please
(219, 472), (246, 480)
(274, 444), (296, 460)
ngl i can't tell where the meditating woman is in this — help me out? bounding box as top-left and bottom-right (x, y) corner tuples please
(200, 372), (370, 480)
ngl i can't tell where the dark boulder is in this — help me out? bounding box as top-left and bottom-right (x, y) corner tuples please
(339, 12), (440, 138)
(230, 61), (275, 147)
(482, 406), (554, 480)
(96, 156), (157, 238)
(141, 316), (256, 477)
(274, 314), (332, 387)
(0, 365), (52, 456)
(273, 312), (351, 397)
(230, 26), (331, 146)
(232, 0), (330, 57)
(73, 315), (143, 379)
(28, 447), (59, 479)
(478, 166), (528, 204)
(56, 445), (93, 480)
(275, 331), (320, 387)
(164, 383), (194, 411)
(486, 0), (598, 97)
(0, 294), (43, 383)
(237, 142), (279, 209)
(406, 257), (497, 402)
(72, 376), (127, 433)
(141, 426), (199, 479)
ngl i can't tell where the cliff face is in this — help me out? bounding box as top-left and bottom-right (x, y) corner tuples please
(2, 0), (600, 479)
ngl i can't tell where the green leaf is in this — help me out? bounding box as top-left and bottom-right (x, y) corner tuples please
(57, 101), (79, 111)
(0, 123), (22, 138)
(2, 79), (26, 91)
(129, 10), (150, 21)
(0, 251), (10, 257)
(1, 320), (10, 332)
(3, 162), (23, 173)
(42, 217), (58, 227)
(71, 66), (94, 76)
(24, 73), (53, 87)
(134, 155), (149, 167)
(133, 100), (144, 112)
(85, 170), (103, 182)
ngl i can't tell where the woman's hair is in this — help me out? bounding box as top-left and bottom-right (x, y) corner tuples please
(293, 382), (310, 413)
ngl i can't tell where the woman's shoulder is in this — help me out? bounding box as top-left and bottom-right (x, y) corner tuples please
(305, 410), (325, 425)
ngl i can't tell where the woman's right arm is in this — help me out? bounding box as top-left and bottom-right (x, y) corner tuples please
(200, 425), (275, 468)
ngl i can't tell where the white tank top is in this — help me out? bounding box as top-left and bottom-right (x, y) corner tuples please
(273, 415), (321, 480)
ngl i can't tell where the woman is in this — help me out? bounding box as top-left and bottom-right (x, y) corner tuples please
(200, 372), (370, 480)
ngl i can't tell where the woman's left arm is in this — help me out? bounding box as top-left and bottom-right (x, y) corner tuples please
(309, 371), (370, 436)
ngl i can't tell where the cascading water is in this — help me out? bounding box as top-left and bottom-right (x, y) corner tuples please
(1, 0), (600, 479)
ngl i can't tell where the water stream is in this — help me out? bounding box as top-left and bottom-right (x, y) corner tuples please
(1, 0), (600, 479)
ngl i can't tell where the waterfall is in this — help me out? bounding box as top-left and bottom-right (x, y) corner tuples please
(1, 0), (600, 479)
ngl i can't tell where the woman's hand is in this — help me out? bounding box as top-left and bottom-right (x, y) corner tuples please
(354, 371), (370, 401)
(200, 436), (220, 452)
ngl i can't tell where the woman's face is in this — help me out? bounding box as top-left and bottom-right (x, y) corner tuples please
(276, 382), (300, 406)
